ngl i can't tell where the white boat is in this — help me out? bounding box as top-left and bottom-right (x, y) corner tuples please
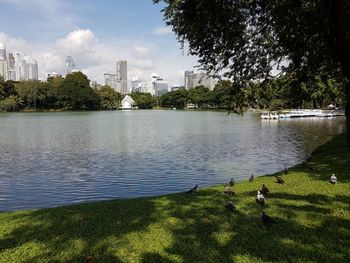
(261, 111), (279, 120)
(279, 109), (336, 118)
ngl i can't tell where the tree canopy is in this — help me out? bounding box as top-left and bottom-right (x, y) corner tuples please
(155, 0), (350, 141)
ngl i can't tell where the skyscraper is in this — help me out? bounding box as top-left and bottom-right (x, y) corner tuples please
(184, 70), (194, 89)
(8, 53), (16, 81)
(116, 60), (128, 95)
(104, 73), (119, 92)
(0, 42), (8, 80)
(65, 56), (76, 75)
(184, 70), (217, 90)
(22, 55), (38, 80)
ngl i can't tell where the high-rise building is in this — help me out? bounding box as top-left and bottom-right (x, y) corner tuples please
(116, 60), (128, 94)
(131, 77), (142, 93)
(65, 56), (76, 75)
(184, 70), (194, 90)
(15, 53), (21, 81)
(150, 75), (169, 96)
(104, 73), (119, 92)
(8, 53), (16, 81)
(184, 70), (217, 90)
(0, 42), (6, 60)
(0, 42), (8, 80)
(22, 55), (38, 80)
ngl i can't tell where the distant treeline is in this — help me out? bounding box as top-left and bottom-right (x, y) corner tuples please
(0, 72), (345, 112)
(160, 74), (345, 110)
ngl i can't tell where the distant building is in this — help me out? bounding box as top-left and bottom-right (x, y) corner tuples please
(47, 72), (61, 79)
(150, 75), (170, 96)
(117, 60), (128, 95)
(121, 95), (136, 110)
(104, 73), (119, 92)
(21, 55), (38, 80)
(8, 53), (16, 81)
(131, 77), (143, 93)
(171, 85), (184, 92)
(184, 70), (217, 90)
(65, 56), (76, 75)
(0, 42), (8, 80)
(184, 70), (194, 90)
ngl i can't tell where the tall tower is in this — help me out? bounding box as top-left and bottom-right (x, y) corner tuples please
(0, 43), (8, 80)
(23, 55), (38, 80)
(184, 70), (194, 90)
(65, 56), (76, 75)
(8, 53), (16, 81)
(116, 60), (128, 95)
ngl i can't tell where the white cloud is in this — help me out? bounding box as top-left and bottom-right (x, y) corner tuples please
(134, 46), (149, 57)
(152, 26), (173, 36)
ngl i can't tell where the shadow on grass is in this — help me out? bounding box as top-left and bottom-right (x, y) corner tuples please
(0, 135), (349, 262)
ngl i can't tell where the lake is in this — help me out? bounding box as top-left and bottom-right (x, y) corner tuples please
(0, 111), (346, 211)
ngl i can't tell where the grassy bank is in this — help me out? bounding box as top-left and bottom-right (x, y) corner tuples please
(0, 136), (349, 263)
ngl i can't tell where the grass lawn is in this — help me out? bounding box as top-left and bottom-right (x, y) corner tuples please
(0, 135), (349, 263)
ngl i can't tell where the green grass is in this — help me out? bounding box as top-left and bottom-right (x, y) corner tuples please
(1, 135), (349, 263)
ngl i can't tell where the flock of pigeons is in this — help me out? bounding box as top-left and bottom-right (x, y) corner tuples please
(186, 166), (338, 225)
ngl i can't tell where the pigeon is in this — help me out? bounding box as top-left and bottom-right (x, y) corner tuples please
(275, 176), (285, 184)
(229, 177), (235, 186)
(284, 167), (288, 174)
(224, 186), (234, 195)
(186, 184), (198, 194)
(249, 174), (254, 182)
(262, 212), (276, 225)
(226, 201), (236, 211)
(260, 184), (269, 195)
(256, 191), (265, 205)
(329, 173), (337, 184)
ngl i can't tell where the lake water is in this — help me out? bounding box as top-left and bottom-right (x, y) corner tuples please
(0, 111), (346, 211)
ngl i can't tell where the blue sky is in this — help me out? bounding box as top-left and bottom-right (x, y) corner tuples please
(0, 0), (198, 84)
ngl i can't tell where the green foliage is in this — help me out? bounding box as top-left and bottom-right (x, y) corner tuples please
(96, 85), (121, 110)
(0, 136), (349, 262)
(187, 85), (214, 108)
(160, 88), (187, 109)
(131, 92), (157, 109)
(58, 72), (99, 110)
(156, 0), (350, 141)
(0, 95), (23, 111)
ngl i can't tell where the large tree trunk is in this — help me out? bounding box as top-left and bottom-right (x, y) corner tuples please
(345, 90), (350, 144)
(333, 0), (350, 144)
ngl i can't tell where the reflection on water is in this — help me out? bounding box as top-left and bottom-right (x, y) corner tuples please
(0, 111), (346, 211)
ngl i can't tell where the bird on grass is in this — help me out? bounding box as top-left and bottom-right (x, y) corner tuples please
(249, 174), (254, 182)
(275, 176), (285, 184)
(329, 173), (337, 184)
(260, 184), (270, 195)
(256, 191), (265, 205)
(186, 184), (198, 194)
(284, 167), (288, 174)
(226, 201), (236, 211)
(224, 186), (234, 195)
(262, 212), (276, 225)
(229, 177), (235, 186)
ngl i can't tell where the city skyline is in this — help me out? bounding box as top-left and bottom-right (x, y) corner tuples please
(0, 0), (199, 85)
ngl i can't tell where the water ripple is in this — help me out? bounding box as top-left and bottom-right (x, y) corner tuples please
(0, 111), (345, 211)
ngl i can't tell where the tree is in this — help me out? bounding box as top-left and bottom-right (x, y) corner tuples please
(187, 85), (213, 108)
(95, 85), (121, 110)
(130, 92), (157, 109)
(58, 72), (99, 110)
(155, 0), (350, 142)
(160, 88), (188, 109)
(15, 80), (41, 109)
(0, 95), (23, 112)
